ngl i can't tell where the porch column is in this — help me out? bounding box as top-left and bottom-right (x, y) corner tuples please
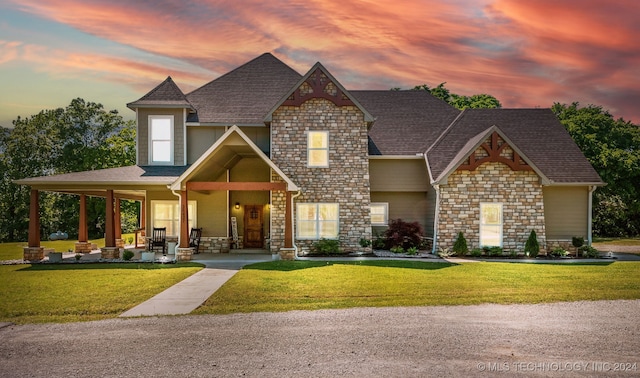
(140, 199), (146, 229)
(179, 190), (189, 248)
(114, 198), (123, 248)
(24, 189), (44, 260)
(28, 189), (41, 248)
(74, 194), (92, 253)
(104, 190), (115, 248)
(101, 190), (119, 258)
(176, 190), (193, 261)
(284, 191), (293, 249)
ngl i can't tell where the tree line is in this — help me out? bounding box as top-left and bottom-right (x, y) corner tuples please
(0, 90), (638, 242)
(0, 98), (136, 242)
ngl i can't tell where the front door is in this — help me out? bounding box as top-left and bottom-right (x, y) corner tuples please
(244, 205), (263, 248)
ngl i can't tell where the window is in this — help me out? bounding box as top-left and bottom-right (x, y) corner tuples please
(151, 200), (196, 236)
(480, 203), (502, 247)
(297, 203), (339, 239)
(307, 131), (329, 167)
(149, 115), (174, 164)
(370, 203), (389, 226)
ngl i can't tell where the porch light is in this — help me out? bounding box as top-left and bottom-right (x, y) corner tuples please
(235, 202), (240, 209)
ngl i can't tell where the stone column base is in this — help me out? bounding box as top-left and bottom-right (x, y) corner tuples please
(101, 247), (120, 259)
(176, 247), (194, 261)
(75, 242), (93, 253)
(23, 247), (44, 261)
(279, 248), (295, 261)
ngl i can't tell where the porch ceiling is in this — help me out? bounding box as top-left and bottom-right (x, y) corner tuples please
(189, 145), (258, 183)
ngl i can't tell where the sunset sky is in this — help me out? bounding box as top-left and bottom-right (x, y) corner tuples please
(1, 0), (638, 127)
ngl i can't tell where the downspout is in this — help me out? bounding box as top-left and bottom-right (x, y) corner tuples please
(170, 189), (181, 257)
(291, 190), (302, 259)
(588, 185), (597, 246)
(431, 184), (441, 254)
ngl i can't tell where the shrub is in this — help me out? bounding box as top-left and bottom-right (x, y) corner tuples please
(437, 248), (455, 257)
(359, 238), (372, 248)
(489, 246), (503, 256)
(470, 248), (483, 257)
(383, 219), (424, 250)
(524, 230), (540, 258)
(579, 245), (599, 258)
(372, 231), (386, 249)
(452, 232), (468, 255)
(572, 236), (585, 248)
(122, 250), (135, 261)
(390, 245), (405, 254)
(509, 250), (518, 258)
(312, 239), (341, 255)
(406, 246), (418, 255)
(550, 247), (568, 257)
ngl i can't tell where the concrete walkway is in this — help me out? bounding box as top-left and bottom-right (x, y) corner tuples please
(120, 254), (273, 317)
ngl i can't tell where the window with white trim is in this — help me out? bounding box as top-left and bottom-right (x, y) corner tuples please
(297, 203), (339, 239)
(480, 203), (502, 247)
(151, 200), (196, 236)
(370, 203), (389, 226)
(149, 115), (174, 164)
(307, 131), (329, 167)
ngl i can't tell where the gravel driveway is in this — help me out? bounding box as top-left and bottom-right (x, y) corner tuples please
(1, 300), (639, 377)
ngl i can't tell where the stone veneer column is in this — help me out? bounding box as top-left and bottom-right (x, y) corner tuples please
(437, 162), (546, 253)
(270, 98), (372, 255)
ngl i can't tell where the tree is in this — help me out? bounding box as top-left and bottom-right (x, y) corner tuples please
(0, 99), (136, 242)
(552, 102), (640, 236)
(412, 82), (501, 109)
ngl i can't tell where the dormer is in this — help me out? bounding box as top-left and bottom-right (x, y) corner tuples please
(127, 77), (195, 166)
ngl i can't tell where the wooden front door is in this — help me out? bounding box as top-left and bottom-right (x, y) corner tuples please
(243, 205), (263, 248)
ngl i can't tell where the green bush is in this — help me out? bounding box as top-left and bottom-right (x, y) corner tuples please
(572, 236), (585, 248)
(390, 245), (405, 254)
(437, 248), (455, 258)
(579, 245), (600, 258)
(372, 232), (386, 249)
(406, 246), (418, 255)
(470, 248), (483, 257)
(312, 239), (342, 255)
(524, 230), (540, 258)
(122, 250), (135, 261)
(509, 250), (518, 258)
(359, 238), (372, 248)
(489, 246), (503, 256)
(550, 247), (568, 257)
(452, 232), (468, 255)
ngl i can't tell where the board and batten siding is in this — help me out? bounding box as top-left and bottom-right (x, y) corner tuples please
(369, 159), (430, 191)
(186, 126), (227, 164)
(543, 186), (589, 240)
(137, 108), (185, 166)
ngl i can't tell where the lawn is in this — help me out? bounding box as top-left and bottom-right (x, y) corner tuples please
(593, 237), (640, 247)
(193, 260), (640, 315)
(0, 262), (203, 324)
(0, 233), (136, 260)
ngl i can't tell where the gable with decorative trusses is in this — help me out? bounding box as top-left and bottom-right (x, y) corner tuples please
(264, 62), (374, 123)
(283, 67), (354, 107)
(458, 131), (533, 172)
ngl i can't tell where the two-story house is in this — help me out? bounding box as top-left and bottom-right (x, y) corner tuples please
(17, 53), (604, 261)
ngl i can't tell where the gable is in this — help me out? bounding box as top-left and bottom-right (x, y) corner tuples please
(264, 62), (374, 123)
(458, 131), (533, 172)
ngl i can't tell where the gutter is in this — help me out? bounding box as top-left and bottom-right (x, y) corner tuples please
(588, 185), (597, 245)
(291, 190), (302, 259)
(170, 189), (181, 260)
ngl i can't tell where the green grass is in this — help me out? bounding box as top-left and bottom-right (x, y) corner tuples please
(593, 237), (640, 247)
(0, 233), (137, 260)
(0, 262), (203, 324)
(193, 260), (640, 315)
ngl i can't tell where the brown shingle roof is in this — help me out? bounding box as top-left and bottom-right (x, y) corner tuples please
(426, 108), (603, 184)
(352, 90), (460, 155)
(185, 53), (302, 124)
(14, 165), (189, 186)
(127, 77), (193, 109)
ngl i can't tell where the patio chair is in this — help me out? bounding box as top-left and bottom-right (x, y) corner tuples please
(189, 227), (202, 254)
(147, 227), (167, 255)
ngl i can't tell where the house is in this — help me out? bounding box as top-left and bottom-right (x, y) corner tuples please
(16, 53), (604, 260)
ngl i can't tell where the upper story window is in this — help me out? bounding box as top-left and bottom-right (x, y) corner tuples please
(307, 131), (329, 167)
(149, 115), (174, 164)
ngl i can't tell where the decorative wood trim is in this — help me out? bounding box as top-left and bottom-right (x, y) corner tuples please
(78, 194), (88, 243)
(457, 131), (533, 172)
(105, 190), (115, 248)
(283, 67), (355, 107)
(179, 190), (189, 248)
(28, 190), (40, 248)
(187, 182), (287, 191)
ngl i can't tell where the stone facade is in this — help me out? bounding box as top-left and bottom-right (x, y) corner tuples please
(271, 98), (372, 254)
(437, 161), (546, 253)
